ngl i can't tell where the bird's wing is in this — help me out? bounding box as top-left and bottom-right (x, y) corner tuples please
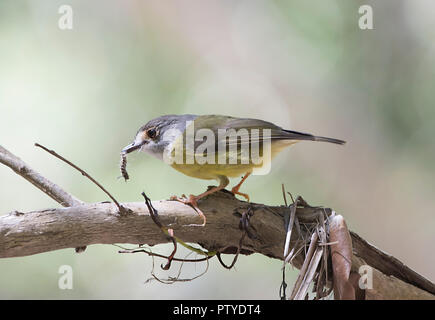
(192, 115), (344, 147)
(175, 115), (344, 161)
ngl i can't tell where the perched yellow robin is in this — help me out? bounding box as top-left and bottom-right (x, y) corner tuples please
(122, 114), (345, 225)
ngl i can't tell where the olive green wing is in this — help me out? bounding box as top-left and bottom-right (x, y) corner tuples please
(192, 115), (344, 147)
(179, 115), (344, 162)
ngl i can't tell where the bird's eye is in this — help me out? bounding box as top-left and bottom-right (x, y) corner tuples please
(147, 128), (157, 139)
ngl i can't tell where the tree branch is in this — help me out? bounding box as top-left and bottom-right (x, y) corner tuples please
(0, 145), (434, 299)
(0, 191), (434, 299)
(0, 145), (83, 207)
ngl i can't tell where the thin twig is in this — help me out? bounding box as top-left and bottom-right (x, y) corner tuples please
(147, 249), (211, 285)
(216, 207), (252, 269)
(283, 199), (297, 258)
(281, 184), (288, 207)
(161, 228), (177, 270)
(287, 192), (295, 205)
(34, 143), (128, 214)
(118, 247), (213, 263)
(284, 195), (306, 259)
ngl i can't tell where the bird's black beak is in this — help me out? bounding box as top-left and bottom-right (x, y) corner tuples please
(122, 141), (143, 154)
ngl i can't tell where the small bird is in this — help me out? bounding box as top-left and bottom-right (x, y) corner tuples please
(122, 114), (345, 225)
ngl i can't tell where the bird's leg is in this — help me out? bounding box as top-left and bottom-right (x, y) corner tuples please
(231, 171), (252, 202)
(170, 176), (229, 227)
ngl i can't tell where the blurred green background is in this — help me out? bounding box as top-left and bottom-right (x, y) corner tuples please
(1, 0), (434, 299)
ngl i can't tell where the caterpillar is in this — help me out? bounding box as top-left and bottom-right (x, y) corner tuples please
(120, 151), (129, 181)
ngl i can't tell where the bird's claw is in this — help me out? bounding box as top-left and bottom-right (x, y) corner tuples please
(169, 194), (206, 227)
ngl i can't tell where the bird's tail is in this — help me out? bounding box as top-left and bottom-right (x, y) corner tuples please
(282, 129), (346, 145)
(311, 135), (346, 145)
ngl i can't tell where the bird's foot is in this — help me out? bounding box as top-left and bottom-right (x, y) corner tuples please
(170, 194), (206, 227)
(231, 187), (250, 202)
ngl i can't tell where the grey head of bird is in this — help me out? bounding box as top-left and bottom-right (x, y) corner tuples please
(122, 114), (197, 160)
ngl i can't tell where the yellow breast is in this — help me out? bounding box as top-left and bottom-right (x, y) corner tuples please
(170, 140), (298, 180)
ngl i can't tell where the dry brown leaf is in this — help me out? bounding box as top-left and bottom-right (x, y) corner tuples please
(329, 214), (355, 300)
